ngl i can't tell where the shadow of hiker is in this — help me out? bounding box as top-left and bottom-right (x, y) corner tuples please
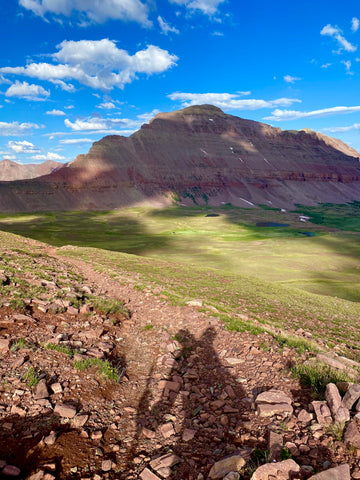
(128, 326), (251, 479)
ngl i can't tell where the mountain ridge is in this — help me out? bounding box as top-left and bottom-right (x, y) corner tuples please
(0, 104), (360, 211)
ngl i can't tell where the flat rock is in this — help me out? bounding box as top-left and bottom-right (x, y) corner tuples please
(257, 403), (293, 418)
(250, 459), (300, 480)
(150, 453), (180, 471)
(308, 464), (350, 480)
(140, 468), (161, 480)
(54, 404), (77, 418)
(0, 339), (10, 353)
(268, 430), (283, 461)
(208, 454), (246, 479)
(255, 389), (292, 405)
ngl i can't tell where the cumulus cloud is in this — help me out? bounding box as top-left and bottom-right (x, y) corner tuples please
(5, 80), (50, 100)
(60, 138), (93, 144)
(31, 152), (66, 160)
(320, 24), (357, 52)
(264, 105), (360, 121)
(46, 109), (66, 115)
(97, 102), (116, 109)
(64, 110), (159, 134)
(0, 39), (178, 91)
(352, 17), (359, 33)
(168, 92), (301, 110)
(19, 0), (151, 27)
(284, 75), (301, 84)
(0, 121), (41, 136)
(8, 140), (41, 154)
(158, 16), (179, 34)
(169, 0), (225, 15)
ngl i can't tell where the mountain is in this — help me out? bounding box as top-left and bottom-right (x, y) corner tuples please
(0, 159), (63, 182)
(0, 105), (360, 212)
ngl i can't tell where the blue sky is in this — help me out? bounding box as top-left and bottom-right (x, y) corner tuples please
(2, 0), (360, 164)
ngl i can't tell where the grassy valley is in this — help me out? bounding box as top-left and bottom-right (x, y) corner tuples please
(0, 203), (360, 359)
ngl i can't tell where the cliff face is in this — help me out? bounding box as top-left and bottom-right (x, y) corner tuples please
(0, 105), (360, 212)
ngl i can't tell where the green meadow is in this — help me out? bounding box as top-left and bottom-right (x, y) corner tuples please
(1, 202), (360, 357)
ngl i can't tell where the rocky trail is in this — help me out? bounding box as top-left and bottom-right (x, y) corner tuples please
(0, 244), (360, 479)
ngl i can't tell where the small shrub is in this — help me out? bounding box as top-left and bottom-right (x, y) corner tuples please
(280, 446), (292, 460)
(291, 363), (354, 398)
(23, 367), (40, 387)
(144, 324), (153, 330)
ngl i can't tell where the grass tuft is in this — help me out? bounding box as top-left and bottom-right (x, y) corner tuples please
(45, 343), (74, 356)
(291, 362), (354, 398)
(23, 367), (40, 388)
(73, 358), (121, 382)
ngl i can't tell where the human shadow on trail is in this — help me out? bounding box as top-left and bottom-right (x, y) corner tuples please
(126, 326), (252, 479)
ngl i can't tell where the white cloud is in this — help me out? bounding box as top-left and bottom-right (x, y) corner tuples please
(5, 80), (50, 100)
(158, 16), (179, 34)
(46, 109), (66, 115)
(168, 92), (301, 110)
(264, 105), (360, 121)
(323, 123), (360, 133)
(8, 140), (40, 154)
(321, 63), (332, 68)
(352, 17), (359, 33)
(342, 60), (353, 74)
(320, 24), (357, 52)
(64, 110), (159, 134)
(19, 0), (151, 27)
(31, 152), (66, 160)
(0, 39), (178, 91)
(169, 0), (225, 15)
(60, 138), (93, 144)
(284, 75), (301, 84)
(3, 155), (16, 160)
(97, 102), (116, 110)
(0, 121), (41, 136)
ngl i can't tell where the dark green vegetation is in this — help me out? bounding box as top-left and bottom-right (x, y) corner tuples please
(73, 358), (122, 383)
(1, 203), (360, 359)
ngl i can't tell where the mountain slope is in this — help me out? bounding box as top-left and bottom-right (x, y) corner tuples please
(0, 105), (359, 211)
(0, 159), (63, 181)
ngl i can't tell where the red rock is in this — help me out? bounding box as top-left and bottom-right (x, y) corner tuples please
(54, 404), (77, 418)
(159, 423), (175, 438)
(140, 468), (161, 480)
(307, 464), (350, 479)
(251, 459), (300, 480)
(1, 465), (21, 476)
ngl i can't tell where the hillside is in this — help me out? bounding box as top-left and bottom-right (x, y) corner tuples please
(0, 231), (359, 479)
(0, 159), (63, 182)
(0, 105), (359, 212)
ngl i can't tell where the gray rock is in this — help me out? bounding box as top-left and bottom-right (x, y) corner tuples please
(342, 384), (360, 410)
(344, 422), (360, 448)
(312, 401), (332, 425)
(334, 406), (350, 423)
(325, 383), (342, 417)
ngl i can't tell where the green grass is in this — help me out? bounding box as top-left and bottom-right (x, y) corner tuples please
(45, 343), (74, 356)
(90, 296), (129, 317)
(1, 204), (360, 359)
(10, 338), (28, 352)
(291, 363), (355, 398)
(73, 358), (121, 382)
(23, 367), (40, 388)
